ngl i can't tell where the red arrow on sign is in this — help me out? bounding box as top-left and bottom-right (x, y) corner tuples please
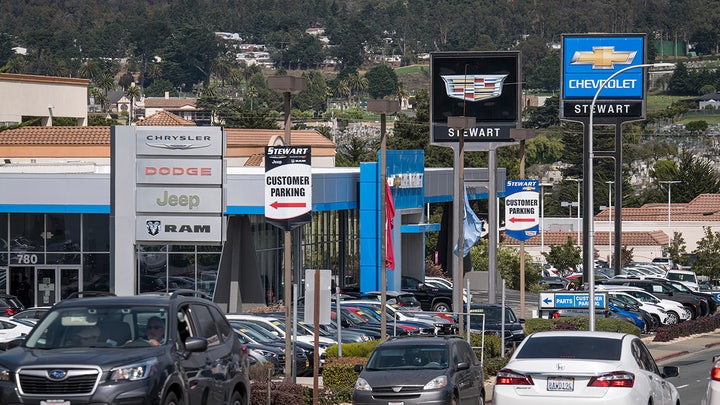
(270, 201), (307, 209)
(509, 217), (535, 223)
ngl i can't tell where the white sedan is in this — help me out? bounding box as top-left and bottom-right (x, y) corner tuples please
(702, 354), (720, 405)
(0, 318), (34, 346)
(493, 331), (680, 405)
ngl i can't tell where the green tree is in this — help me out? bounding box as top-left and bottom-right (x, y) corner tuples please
(336, 135), (375, 167)
(674, 152), (720, 203)
(124, 85), (142, 122)
(365, 64), (399, 99)
(685, 120), (708, 133)
(667, 232), (687, 265)
(668, 61), (692, 96)
(159, 25), (218, 90)
(469, 239), (540, 291)
(294, 70), (328, 113)
(542, 238), (582, 273)
(144, 79), (178, 98)
(694, 227), (720, 280)
(0, 33), (12, 69)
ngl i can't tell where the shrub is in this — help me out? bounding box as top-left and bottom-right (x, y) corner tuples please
(250, 381), (303, 405)
(249, 361), (275, 382)
(524, 316), (641, 336)
(654, 313), (720, 342)
(325, 340), (381, 358)
(321, 356), (366, 403)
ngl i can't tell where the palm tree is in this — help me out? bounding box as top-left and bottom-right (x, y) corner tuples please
(91, 87), (108, 112)
(334, 80), (350, 110)
(96, 73), (115, 94)
(125, 85), (142, 123)
(394, 84), (408, 110)
(245, 86), (258, 110)
(1, 55), (27, 73)
(348, 74), (368, 105)
(78, 59), (100, 80)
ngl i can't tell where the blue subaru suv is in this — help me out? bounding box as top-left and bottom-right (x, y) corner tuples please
(0, 290), (250, 405)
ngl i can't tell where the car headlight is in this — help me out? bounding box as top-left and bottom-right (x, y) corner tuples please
(0, 366), (11, 381)
(360, 335), (371, 342)
(423, 375), (447, 390)
(354, 377), (372, 391)
(110, 358), (158, 381)
(512, 329), (525, 335)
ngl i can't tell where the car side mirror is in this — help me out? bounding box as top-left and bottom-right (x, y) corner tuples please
(662, 365), (679, 378)
(519, 318), (526, 324)
(713, 354), (720, 363)
(184, 336), (208, 353)
(456, 362), (470, 370)
(353, 364), (364, 373)
(417, 283), (426, 291)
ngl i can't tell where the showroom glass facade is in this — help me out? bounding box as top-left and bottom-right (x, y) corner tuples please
(1, 209), (360, 307)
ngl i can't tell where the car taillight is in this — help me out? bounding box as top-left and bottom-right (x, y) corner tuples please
(496, 369), (534, 385)
(587, 371), (634, 387)
(4, 308), (14, 316)
(711, 367), (720, 381)
(552, 312), (561, 318)
(396, 301), (406, 307)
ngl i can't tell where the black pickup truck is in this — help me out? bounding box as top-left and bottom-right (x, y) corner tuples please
(401, 276), (455, 312)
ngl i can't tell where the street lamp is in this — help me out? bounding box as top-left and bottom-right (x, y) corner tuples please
(660, 180), (680, 251)
(268, 75), (307, 382)
(586, 62), (674, 331)
(568, 178), (582, 243)
(606, 180), (614, 268)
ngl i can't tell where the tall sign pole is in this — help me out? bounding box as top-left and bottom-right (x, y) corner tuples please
(560, 33), (664, 330)
(430, 52), (523, 309)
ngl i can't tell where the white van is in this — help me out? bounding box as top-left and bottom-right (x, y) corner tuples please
(665, 269), (700, 291)
(652, 257), (674, 270)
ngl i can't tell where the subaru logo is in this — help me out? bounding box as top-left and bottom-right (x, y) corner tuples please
(48, 369), (67, 380)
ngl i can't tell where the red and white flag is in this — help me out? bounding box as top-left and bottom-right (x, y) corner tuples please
(385, 182), (396, 270)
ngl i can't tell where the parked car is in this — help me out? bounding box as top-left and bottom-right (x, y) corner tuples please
(0, 291), (250, 404)
(0, 294), (25, 317)
(0, 318), (34, 349)
(467, 303), (525, 343)
(538, 276), (573, 291)
(597, 285), (690, 324)
(652, 257), (674, 270)
(362, 291), (424, 311)
(494, 331), (680, 405)
(703, 354), (720, 405)
(607, 296), (651, 332)
(665, 269), (700, 291)
(401, 276), (456, 312)
(341, 300), (457, 335)
(598, 278), (708, 319)
(343, 305), (435, 335)
(9, 306), (51, 323)
(352, 335), (485, 404)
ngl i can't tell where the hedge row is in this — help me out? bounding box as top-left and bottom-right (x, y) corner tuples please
(524, 316), (642, 336)
(654, 313), (720, 342)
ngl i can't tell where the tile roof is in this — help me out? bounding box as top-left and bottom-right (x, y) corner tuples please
(0, 73), (89, 87)
(0, 126), (110, 145)
(144, 97), (197, 108)
(136, 110), (196, 126)
(595, 193), (720, 221)
(503, 231), (668, 247)
(244, 154), (264, 166)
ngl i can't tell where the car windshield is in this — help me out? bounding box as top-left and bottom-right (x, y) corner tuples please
(628, 290), (660, 303)
(665, 280), (692, 292)
(667, 273), (697, 283)
(515, 336), (621, 360)
(233, 320), (283, 342)
(25, 305), (168, 349)
(366, 344), (448, 370)
(231, 322), (276, 344)
(469, 306), (517, 325)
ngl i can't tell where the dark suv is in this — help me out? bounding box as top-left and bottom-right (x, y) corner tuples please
(352, 335), (485, 404)
(598, 278), (708, 319)
(0, 291), (250, 405)
(401, 276), (454, 312)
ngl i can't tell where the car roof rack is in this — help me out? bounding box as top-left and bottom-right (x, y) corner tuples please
(169, 289), (211, 300)
(64, 291), (117, 300)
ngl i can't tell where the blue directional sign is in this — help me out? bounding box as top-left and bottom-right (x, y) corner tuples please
(540, 292), (606, 309)
(562, 35), (645, 100)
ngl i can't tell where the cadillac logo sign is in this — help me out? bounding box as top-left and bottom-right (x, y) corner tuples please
(441, 74), (507, 102)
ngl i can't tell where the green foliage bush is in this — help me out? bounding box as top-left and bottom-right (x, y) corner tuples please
(325, 340), (381, 358)
(524, 316), (641, 336)
(320, 356), (366, 404)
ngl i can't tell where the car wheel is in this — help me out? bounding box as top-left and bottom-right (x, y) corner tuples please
(476, 390), (485, 405)
(230, 390), (246, 405)
(432, 301), (451, 312)
(163, 392), (179, 405)
(684, 305), (697, 319)
(666, 311), (679, 324)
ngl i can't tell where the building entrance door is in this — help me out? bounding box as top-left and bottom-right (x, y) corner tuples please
(34, 267), (81, 306)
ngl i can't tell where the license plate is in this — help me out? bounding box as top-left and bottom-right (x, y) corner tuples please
(547, 377), (574, 391)
(41, 401), (70, 405)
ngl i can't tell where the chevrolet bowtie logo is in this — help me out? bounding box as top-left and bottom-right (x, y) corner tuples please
(571, 46), (636, 69)
(441, 74), (507, 102)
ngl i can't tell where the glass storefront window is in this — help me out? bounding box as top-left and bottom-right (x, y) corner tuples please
(169, 253), (196, 290)
(83, 253), (110, 292)
(10, 213), (44, 252)
(46, 214), (80, 252)
(82, 214), (109, 252)
(47, 253), (81, 265)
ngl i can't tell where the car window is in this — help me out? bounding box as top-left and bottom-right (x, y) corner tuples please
(190, 304), (220, 347)
(209, 306), (232, 342)
(631, 339), (661, 374)
(402, 277), (420, 290)
(457, 341), (477, 365)
(515, 336), (622, 360)
(367, 344), (448, 370)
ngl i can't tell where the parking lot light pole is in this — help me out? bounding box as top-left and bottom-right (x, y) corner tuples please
(268, 75), (307, 381)
(660, 180), (680, 252)
(586, 62), (673, 331)
(606, 180), (614, 267)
